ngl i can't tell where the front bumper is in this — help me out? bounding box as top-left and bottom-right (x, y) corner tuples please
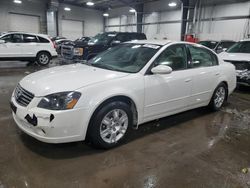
(236, 70), (250, 87)
(11, 95), (89, 143)
(237, 77), (250, 86)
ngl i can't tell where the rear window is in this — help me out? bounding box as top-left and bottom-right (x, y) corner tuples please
(198, 41), (218, 49)
(220, 41), (235, 49)
(135, 33), (146, 40)
(38, 36), (50, 43)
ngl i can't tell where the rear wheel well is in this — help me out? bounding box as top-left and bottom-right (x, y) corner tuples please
(221, 81), (229, 100)
(36, 51), (51, 58)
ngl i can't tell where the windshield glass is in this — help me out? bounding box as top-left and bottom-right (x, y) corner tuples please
(88, 43), (161, 73)
(227, 41), (250, 53)
(88, 33), (116, 45)
(198, 41), (218, 49)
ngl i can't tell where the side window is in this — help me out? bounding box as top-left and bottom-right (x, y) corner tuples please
(116, 34), (127, 42)
(38, 36), (50, 43)
(188, 45), (218, 68)
(12, 34), (23, 43)
(23, 34), (38, 43)
(154, 44), (187, 71)
(1, 34), (12, 42)
(221, 42), (235, 49)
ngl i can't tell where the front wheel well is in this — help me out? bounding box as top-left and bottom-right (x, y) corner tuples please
(88, 96), (138, 132)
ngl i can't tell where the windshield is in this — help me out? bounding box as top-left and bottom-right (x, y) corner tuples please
(88, 33), (116, 45)
(88, 43), (161, 73)
(198, 41), (218, 49)
(227, 41), (250, 53)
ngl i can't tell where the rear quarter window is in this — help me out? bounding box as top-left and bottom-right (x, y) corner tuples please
(38, 36), (50, 43)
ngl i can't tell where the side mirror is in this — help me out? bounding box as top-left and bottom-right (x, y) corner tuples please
(151, 65), (172, 74)
(111, 40), (121, 46)
(0, 40), (5, 44)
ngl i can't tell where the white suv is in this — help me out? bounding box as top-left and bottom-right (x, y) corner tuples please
(0, 32), (57, 65)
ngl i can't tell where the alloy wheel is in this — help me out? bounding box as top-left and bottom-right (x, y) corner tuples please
(100, 109), (129, 144)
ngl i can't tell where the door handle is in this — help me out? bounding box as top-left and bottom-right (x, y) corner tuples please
(15, 44), (21, 46)
(215, 72), (220, 76)
(185, 78), (192, 82)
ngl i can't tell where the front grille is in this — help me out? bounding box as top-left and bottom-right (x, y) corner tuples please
(14, 84), (34, 107)
(61, 45), (74, 60)
(224, 60), (250, 70)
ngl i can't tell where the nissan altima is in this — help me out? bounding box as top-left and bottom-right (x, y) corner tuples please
(10, 40), (236, 149)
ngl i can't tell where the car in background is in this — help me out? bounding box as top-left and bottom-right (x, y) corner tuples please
(0, 32), (57, 65)
(55, 37), (90, 56)
(11, 40), (236, 148)
(74, 36), (91, 45)
(219, 39), (250, 87)
(50, 36), (66, 42)
(61, 32), (147, 63)
(55, 39), (72, 54)
(198, 40), (236, 53)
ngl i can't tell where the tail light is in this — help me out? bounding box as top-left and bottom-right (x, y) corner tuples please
(49, 39), (56, 49)
(52, 41), (56, 49)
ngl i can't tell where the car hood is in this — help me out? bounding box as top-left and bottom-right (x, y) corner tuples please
(19, 64), (129, 97)
(219, 52), (250, 61)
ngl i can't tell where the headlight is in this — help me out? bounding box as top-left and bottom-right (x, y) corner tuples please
(74, 48), (83, 56)
(37, 92), (81, 110)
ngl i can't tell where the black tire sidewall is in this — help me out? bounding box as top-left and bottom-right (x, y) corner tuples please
(88, 101), (133, 149)
(210, 83), (227, 111)
(37, 52), (50, 65)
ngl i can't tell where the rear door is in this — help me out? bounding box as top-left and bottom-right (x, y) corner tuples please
(22, 34), (39, 57)
(186, 44), (220, 107)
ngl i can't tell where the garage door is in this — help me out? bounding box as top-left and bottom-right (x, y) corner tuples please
(9, 13), (40, 33)
(61, 20), (84, 40)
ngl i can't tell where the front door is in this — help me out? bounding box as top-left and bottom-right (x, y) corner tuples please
(0, 34), (24, 58)
(144, 44), (193, 121)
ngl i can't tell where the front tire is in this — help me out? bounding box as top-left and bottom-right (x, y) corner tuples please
(87, 101), (133, 149)
(209, 83), (227, 111)
(37, 52), (51, 66)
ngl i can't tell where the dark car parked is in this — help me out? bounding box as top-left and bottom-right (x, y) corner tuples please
(198, 40), (236, 53)
(55, 39), (72, 54)
(61, 32), (147, 63)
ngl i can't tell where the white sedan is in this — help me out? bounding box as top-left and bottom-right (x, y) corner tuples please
(10, 40), (236, 149)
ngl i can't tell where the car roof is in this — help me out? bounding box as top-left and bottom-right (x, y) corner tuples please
(1, 32), (49, 38)
(220, 40), (235, 42)
(240, 38), (250, 42)
(105, 31), (145, 35)
(199, 40), (218, 42)
(126, 40), (172, 46)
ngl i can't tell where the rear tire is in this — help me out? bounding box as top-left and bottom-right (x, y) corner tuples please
(209, 83), (227, 111)
(87, 101), (133, 149)
(37, 52), (51, 66)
